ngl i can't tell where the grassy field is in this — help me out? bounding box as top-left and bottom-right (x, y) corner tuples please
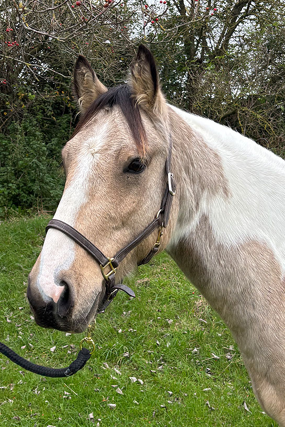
(0, 216), (278, 427)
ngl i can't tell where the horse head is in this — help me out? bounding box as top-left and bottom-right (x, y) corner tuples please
(27, 45), (178, 332)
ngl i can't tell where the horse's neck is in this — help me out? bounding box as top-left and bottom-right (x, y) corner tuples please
(167, 106), (231, 245)
(166, 105), (285, 293)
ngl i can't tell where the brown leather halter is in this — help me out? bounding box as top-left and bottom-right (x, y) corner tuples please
(46, 137), (176, 313)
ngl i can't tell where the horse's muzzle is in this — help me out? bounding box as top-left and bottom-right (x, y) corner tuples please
(27, 275), (100, 332)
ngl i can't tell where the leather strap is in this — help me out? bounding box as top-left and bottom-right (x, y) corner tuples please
(114, 217), (160, 265)
(46, 219), (109, 267)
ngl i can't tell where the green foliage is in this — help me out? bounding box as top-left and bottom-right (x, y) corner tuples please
(0, 109), (69, 218)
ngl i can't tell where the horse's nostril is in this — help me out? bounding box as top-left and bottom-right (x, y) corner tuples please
(57, 281), (74, 318)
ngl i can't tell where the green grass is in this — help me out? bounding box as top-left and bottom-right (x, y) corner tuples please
(0, 216), (277, 426)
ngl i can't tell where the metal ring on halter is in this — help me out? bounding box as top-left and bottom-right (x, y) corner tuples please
(168, 173), (176, 196)
(156, 209), (163, 218)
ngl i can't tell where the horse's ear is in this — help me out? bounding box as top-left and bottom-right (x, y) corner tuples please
(129, 45), (165, 114)
(73, 56), (107, 114)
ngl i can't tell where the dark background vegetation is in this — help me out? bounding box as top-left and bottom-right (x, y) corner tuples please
(1, 0), (284, 218)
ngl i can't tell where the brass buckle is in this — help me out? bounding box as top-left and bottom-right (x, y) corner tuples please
(100, 258), (117, 280)
(154, 226), (163, 250)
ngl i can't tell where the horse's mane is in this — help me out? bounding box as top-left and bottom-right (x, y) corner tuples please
(73, 84), (147, 155)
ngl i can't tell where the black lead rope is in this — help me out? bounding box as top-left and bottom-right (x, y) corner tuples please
(0, 343), (91, 377)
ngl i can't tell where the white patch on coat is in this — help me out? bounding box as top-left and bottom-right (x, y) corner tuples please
(168, 105), (285, 274)
(36, 122), (110, 302)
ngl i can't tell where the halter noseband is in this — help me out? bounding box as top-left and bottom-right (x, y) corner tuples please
(46, 137), (176, 313)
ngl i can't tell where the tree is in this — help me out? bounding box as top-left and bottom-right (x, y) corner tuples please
(147, 0), (285, 152)
(1, 0), (284, 216)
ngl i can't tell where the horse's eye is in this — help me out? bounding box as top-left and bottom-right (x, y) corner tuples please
(124, 158), (146, 174)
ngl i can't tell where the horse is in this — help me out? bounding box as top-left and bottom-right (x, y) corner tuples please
(28, 45), (285, 425)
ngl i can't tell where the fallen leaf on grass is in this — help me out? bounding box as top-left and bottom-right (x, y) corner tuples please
(206, 401), (215, 410)
(243, 401), (251, 413)
(108, 404), (116, 409)
(211, 353), (220, 360)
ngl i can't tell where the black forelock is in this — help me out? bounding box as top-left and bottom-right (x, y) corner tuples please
(73, 85), (146, 154)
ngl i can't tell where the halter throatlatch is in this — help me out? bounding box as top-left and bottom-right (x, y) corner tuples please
(46, 135), (176, 313)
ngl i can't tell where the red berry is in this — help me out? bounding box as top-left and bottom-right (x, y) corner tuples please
(155, 17), (158, 21)
(163, 1), (166, 4)
(206, 6), (209, 9)
(213, 8), (217, 11)
(151, 20), (154, 23)
(145, 4), (148, 8)
(71, 4), (75, 7)
(76, 1), (81, 5)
